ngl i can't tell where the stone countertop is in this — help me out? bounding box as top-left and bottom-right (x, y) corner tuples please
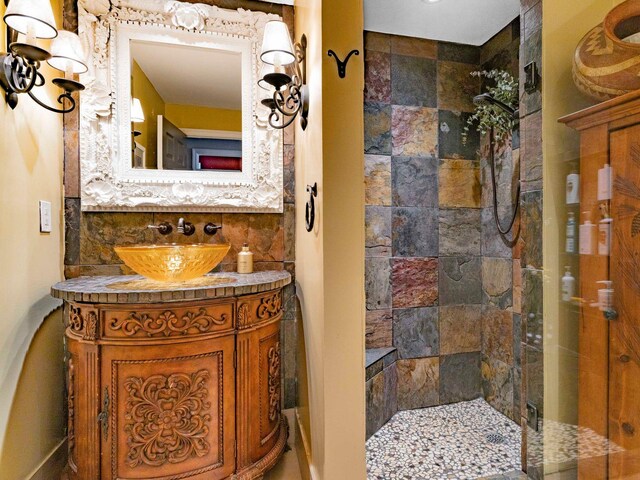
(51, 271), (291, 304)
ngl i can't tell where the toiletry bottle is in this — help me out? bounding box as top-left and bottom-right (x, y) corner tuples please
(579, 212), (596, 255)
(596, 280), (613, 312)
(237, 243), (254, 274)
(567, 170), (580, 205)
(562, 266), (575, 302)
(597, 164), (612, 200)
(598, 203), (612, 256)
(566, 212), (577, 253)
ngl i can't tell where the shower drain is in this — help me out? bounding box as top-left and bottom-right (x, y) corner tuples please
(485, 432), (508, 445)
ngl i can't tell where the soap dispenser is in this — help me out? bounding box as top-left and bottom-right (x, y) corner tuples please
(562, 266), (575, 302)
(237, 243), (254, 274)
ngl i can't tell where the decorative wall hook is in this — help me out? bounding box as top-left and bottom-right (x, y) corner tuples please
(305, 183), (317, 232)
(327, 49), (359, 79)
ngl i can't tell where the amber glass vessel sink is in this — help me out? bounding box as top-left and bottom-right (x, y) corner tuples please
(114, 244), (230, 282)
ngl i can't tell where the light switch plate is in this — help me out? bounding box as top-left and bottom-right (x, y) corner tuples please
(39, 200), (52, 233)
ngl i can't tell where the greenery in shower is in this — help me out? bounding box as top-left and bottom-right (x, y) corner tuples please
(463, 69), (518, 145)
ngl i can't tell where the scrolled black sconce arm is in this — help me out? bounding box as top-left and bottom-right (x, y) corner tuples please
(0, 0), (86, 113)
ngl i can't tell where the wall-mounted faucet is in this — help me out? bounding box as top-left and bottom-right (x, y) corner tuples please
(177, 218), (195, 236)
(147, 222), (173, 235)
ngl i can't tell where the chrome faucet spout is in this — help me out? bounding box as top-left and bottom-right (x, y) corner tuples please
(177, 217), (185, 234)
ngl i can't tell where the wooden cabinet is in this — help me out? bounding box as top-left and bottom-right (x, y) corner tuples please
(561, 91), (640, 480)
(62, 287), (287, 480)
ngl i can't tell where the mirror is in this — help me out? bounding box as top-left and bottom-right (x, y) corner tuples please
(129, 41), (243, 172)
(78, 0), (283, 212)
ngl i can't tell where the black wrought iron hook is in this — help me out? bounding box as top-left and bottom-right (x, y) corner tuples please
(327, 49), (359, 79)
(305, 183), (317, 232)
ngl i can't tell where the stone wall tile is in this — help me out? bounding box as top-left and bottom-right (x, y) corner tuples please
(439, 159), (481, 208)
(365, 155), (392, 206)
(367, 257), (392, 310)
(439, 110), (479, 160)
(392, 207), (439, 257)
(439, 209), (482, 256)
(365, 102), (392, 155)
(392, 258), (438, 308)
(437, 61), (480, 113)
(439, 256), (482, 305)
(366, 206), (392, 257)
(397, 357), (440, 410)
(391, 55), (437, 107)
(440, 305), (481, 355)
(392, 156), (438, 207)
(440, 352), (481, 403)
(365, 50), (391, 104)
(392, 105), (438, 157)
(366, 309), (393, 348)
(393, 307), (439, 359)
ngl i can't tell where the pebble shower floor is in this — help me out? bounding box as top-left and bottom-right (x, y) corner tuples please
(366, 398), (522, 480)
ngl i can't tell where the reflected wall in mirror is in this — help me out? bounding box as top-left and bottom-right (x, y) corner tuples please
(129, 41), (243, 172)
(78, 0), (283, 212)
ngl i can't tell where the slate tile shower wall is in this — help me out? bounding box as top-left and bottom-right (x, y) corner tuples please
(61, 0), (298, 409)
(364, 32), (484, 412)
(478, 20), (522, 425)
(364, 22), (524, 429)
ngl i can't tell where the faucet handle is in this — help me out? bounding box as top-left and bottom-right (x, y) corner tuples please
(182, 222), (196, 236)
(204, 223), (222, 235)
(148, 222), (173, 235)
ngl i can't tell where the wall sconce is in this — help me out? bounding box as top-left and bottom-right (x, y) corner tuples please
(0, 0), (86, 113)
(259, 20), (308, 130)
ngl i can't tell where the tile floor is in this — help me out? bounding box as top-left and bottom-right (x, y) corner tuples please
(366, 398), (522, 480)
(264, 409), (303, 480)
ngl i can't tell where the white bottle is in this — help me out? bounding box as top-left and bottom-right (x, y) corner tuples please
(566, 212), (577, 253)
(579, 213), (596, 255)
(562, 266), (576, 302)
(237, 243), (254, 274)
(598, 204), (612, 256)
(567, 171), (580, 205)
(597, 164), (612, 200)
(596, 280), (613, 312)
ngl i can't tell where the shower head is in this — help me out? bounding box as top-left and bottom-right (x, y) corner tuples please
(473, 93), (518, 119)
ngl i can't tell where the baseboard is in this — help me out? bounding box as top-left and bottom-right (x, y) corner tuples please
(294, 409), (312, 480)
(26, 438), (67, 480)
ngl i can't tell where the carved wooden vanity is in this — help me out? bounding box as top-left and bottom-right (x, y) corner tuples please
(51, 271), (291, 480)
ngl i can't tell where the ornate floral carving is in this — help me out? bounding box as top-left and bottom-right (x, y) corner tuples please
(109, 308), (227, 337)
(124, 369), (212, 467)
(68, 305), (98, 340)
(237, 303), (251, 327)
(267, 343), (281, 423)
(78, 0), (284, 211)
(257, 293), (282, 320)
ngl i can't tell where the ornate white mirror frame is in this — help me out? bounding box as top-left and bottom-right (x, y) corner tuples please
(78, 0), (283, 212)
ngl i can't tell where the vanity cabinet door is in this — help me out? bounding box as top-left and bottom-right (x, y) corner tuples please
(236, 319), (283, 470)
(99, 338), (235, 480)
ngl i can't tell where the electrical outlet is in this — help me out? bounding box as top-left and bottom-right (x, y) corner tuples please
(39, 200), (52, 233)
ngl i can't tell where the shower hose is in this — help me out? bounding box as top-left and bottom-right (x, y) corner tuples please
(489, 125), (520, 236)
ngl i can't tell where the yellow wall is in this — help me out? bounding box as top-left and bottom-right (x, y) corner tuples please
(0, 0), (66, 478)
(165, 104), (242, 132)
(294, 0), (366, 478)
(542, 0), (625, 470)
(131, 61), (164, 167)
